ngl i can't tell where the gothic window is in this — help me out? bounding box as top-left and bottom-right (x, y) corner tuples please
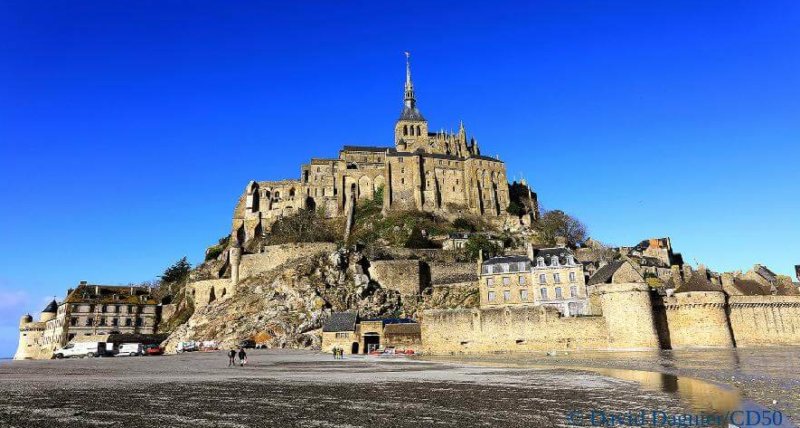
(416, 125), (421, 135)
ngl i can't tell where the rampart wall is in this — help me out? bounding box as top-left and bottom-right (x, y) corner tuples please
(368, 260), (423, 295)
(239, 243), (338, 280)
(421, 306), (609, 355)
(662, 292), (733, 348)
(728, 296), (800, 346)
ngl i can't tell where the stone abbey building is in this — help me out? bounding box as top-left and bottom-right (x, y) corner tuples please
(233, 54), (512, 243)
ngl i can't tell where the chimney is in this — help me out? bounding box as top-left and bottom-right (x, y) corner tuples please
(94, 285), (100, 295)
(130, 286), (135, 296)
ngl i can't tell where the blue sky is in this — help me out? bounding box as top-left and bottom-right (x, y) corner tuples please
(1, 1), (798, 357)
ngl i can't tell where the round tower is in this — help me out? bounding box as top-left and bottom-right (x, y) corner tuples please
(19, 314), (32, 327)
(598, 283), (660, 349)
(14, 314), (39, 360)
(39, 299), (58, 323)
(663, 291), (733, 348)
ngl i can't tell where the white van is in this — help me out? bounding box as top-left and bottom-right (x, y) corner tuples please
(53, 342), (107, 359)
(118, 343), (144, 356)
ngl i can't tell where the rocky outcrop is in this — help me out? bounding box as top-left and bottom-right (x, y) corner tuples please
(163, 248), (406, 352)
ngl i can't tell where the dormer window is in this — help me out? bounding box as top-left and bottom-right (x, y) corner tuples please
(551, 256), (559, 266)
(567, 255), (575, 265)
(518, 262), (526, 271)
(537, 257), (545, 267)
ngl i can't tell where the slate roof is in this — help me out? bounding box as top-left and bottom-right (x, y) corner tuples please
(42, 299), (58, 313)
(399, 105), (425, 121)
(322, 312), (358, 332)
(586, 261), (626, 285)
(341, 146), (393, 153)
(533, 247), (576, 267)
(64, 284), (158, 305)
(675, 273), (722, 293)
(482, 255), (531, 266)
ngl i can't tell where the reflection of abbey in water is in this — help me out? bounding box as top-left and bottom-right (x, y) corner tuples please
(232, 53), (520, 245)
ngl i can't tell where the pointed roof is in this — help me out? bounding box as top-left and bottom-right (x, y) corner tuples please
(399, 51), (425, 122)
(42, 299), (58, 313)
(587, 261), (626, 285)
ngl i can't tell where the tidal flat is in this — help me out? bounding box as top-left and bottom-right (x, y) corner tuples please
(0, 349), (796, 427)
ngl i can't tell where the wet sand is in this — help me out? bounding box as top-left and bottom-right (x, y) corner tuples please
(432, 347), (800, 425)
(1, 349), (703, 428)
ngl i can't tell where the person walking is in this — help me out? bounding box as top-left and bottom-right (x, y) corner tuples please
(227, 349), (236, 367)
(238, 347), (247, 367)
(332, 346), (338, 359)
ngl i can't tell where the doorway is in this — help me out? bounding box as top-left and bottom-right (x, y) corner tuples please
(351, 342), (359, 355)
(363, 333), (380, 353)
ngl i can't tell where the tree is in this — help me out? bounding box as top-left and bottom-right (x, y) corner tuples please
(533, 210), (587, 248)
(506, 201), (524, 217)
(268, 208), (337, 244)
(405, 226), (433, 249)
(161, 257), (192, 284)
(464, 234), (501, 261)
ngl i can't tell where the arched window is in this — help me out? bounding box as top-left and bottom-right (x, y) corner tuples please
(289, 188), (296, 198)
(403, 125), (408, 136)
(417, 125), (421, 135)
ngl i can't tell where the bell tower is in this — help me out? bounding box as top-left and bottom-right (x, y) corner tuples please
(394, 52), (428, 152)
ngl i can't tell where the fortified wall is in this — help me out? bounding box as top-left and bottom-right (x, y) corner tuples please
(728, 296), (800, 346)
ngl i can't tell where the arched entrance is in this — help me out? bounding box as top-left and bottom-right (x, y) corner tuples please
(363, 333), (380, 354)
(208, 287), (216, 304)
(351, 342), (359, 355)
(305, 197), (316, 211)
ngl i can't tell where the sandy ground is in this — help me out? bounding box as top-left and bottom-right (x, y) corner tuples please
(0, 349), (709, 428)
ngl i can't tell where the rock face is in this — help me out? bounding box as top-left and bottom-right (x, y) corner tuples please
(163, 248), (406, 352)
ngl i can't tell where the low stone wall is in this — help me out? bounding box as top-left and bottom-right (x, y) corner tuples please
(728, 296), (800, 346)
(421, 306), (609, 355)
(239, 243), (338, 280)
(368, 260), (423, 295)
(662, 292), (733, 349)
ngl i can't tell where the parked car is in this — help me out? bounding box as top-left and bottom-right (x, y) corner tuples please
(53, 342), (108, 359)
(238, 339), (256, 349)
(118, 343), (144, 356)
(176, 341), (198, 353)
(144, 344), (163, 356)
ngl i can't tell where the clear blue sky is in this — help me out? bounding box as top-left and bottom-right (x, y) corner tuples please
(1, 1), (798, 356)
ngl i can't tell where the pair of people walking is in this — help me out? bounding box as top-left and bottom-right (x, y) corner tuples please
(227, 348), (247, 367)
(332, 347), (344, 359)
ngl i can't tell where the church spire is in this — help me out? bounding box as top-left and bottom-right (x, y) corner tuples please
(404, 51), (415, 109)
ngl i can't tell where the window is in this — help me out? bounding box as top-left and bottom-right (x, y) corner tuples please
(540, 288), (548, 300)
(503, 291), (510, 302)
(70, 317), (78, 327)
(556, 287), (563, 299)
(537, 257), (545, 267)
(520, 289), (529, 301)
(554, 273), (561, 284)
(99, 318), (106, 326)
(136, 318), (143, 327)
(486, 278), (494, 287)
(519, 276), (526, 285)
(85, 318), (93, 327)
(502, 277), (510, 286)
(501, 264), (509, 273)
(125, 319), (132, 327)
(569, 272), (576, 283)
(488, 292), (496, 302)
(112, 318), (118, 326)
(539, 274), (547, 284)
(335, 332), (349, 339)
(518, 262), (526, 271)
(570, 286), (578, 298)
(486, 265), (493, 274)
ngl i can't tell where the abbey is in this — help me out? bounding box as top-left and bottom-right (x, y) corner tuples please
(232, 54), (512, 243)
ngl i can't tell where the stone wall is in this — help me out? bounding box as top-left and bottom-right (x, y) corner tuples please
(187, 279), (231, 309)
(662, 292), (733, 349)
(238, 243), (338, 280)
(421, 306), (609, 355)
(728, 296), (800, 346)
(429, 262), (476, 286)
(368, 260), (423, 295)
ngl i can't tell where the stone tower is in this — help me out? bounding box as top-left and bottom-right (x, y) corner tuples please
(394, 52), (429, 152)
